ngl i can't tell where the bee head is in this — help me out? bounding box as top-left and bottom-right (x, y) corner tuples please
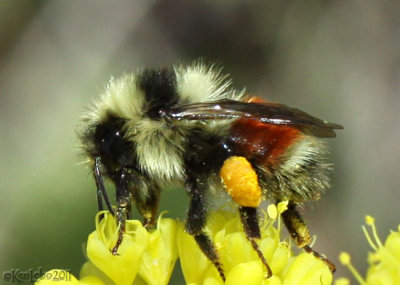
(94, 115), (135, 172)
(80, 68), (180, 176)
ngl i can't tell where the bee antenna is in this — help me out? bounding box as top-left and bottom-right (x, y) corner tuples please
(94, 157), (115, 215)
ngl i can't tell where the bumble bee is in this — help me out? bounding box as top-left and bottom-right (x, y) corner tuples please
(79, 63), (342, 280)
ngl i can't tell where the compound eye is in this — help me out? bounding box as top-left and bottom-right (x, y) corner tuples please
(96, 126), (120, 156)
(94, 118), (132, 167)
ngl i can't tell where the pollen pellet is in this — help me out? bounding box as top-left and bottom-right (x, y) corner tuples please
(220, 156), (262, 207)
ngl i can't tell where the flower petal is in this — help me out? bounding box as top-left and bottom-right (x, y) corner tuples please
(86, 213), (148, 285)
(225, 261), (264, 285)
(177, 222), (211, 284)
(139, 217), (178, 285)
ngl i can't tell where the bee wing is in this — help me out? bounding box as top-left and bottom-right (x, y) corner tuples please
(164, 99), (343, 138)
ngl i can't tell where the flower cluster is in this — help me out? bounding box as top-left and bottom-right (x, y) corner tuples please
(335, 216), (400, 285)
(36, 202), (333, 285)
(37, 211), (178, 285)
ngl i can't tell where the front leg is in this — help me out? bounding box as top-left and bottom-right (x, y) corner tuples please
(111, 168), (131, 255)
(110, 170), (161, 255)
(185, 175), (226, 282)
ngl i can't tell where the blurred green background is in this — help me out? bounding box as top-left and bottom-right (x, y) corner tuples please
(1, 0), (400, 284)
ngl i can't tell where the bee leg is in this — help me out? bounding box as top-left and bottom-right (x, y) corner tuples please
(281, 202), (336, 273)
(111, 168), (131, 255)
(133, 184), (161, 228)
(142, 191), (160, 228)
(111, 201), (128, 255)
(185, 178), (225, 282)
(239, 206), (272, 278)
(193, 233), (225, 280)
(126, 198), (132, 220)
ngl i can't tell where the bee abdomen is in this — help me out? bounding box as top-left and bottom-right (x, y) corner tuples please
(259, 136), (331, 202)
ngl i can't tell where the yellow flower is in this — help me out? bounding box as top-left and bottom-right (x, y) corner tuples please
(36, 211), (178, 285)
(37, 202), (334, 285)
(336, 215), (400, 285)
(178, 201), (333, 285)
(85, 212), (149, 285)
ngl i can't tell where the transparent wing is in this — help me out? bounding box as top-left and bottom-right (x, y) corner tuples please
(162, 99), (343, 138)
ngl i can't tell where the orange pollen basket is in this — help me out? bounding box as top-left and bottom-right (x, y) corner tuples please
(220, 156), (262, 208)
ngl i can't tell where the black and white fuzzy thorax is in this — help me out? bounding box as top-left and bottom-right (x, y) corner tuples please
(79, 64), (245, 187)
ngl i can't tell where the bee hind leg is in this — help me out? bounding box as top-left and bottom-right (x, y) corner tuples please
(281, 202), (336, 272)
(239, 206), (272, 278)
